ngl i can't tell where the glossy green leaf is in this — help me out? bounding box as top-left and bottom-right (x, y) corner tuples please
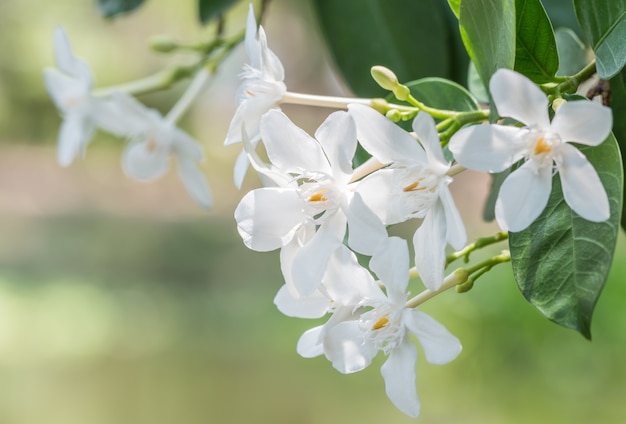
(574, 0), (626, 79)
(467, 61), (489, 104)
(448, 0), (461, 18)
(459, 0), (516, 89)
(97, 0), (145, 18)
(199, 0), (238, 25)
(514, 0), (559, 83)
(313, 0), (452, 97)
(404, 77), (480, 112)
(610, 69), (626, 230)
(509, 134), (623, 339)
(555, 28), (589, 76)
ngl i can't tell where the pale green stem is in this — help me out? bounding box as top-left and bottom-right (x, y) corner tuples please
(280, 92), (371, 109)
(446, 164), (465, 177)
(349, 157), (386, 183)
(166, 68), (211, 123)
(405, 268), (469, 308)
(405, 250), (511, 308)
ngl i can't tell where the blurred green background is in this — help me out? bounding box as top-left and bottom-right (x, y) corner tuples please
(1, 0), (625, 423)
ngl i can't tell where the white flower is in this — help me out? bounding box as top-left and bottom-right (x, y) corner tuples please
(348, 104), (467, 290)
(449, 68), (612, 232)
(234, 109), (387, 296)
(274, 244), (383, 358)
(101, 92), (212, 208)
(322, 237), (462, 418)
(225, 4), (287, 188)
(43, 27), (110, 166)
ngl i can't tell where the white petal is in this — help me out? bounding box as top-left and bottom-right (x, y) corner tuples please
(258, 26), (285, 82)
(550, 101), (612, 146)
(495, 160), (553, 232)
(43, 69), (86, 112)
(413, 202), (447, 291)
(324, 244), (383, 303)
(280, 234), (312, 296)
(234, 188), (306, 251)
(122, 141), (169, 181)
(291, 211), (347, 296)
(403, 309), (462, 365)
(557, 143), (610, 222)
(261, 110), (330, 174)
(176, 158), (212, 209)
(380, 340), (420, 418)
(274, 285), (329, 319)
(490, 69), (550, 128)
(348, 104), (426, 164)
(53, 27), (92, 84)
(346, 193), (389, 256)
(325, 321), (377, 374)
(244, 4), (261, 69)
(369, 237), (409, 304)
(354, 169), (397, 224)
(297, 326), (325, 358)
(413, 112), (448, 173)
(314, 110), (357, 182)
(448, 124), (525, 172)
(57, 114), (92, 166)
(439, 185), (467, 250)
(233, 149), (250, 189)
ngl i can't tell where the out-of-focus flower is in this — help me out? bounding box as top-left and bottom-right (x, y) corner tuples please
(43, 27), (111, 166)
(101, 92), (212, 208)
(349, 105), (466, 290)
(449, 68), (612, 231)
(225, 4), (287, 188)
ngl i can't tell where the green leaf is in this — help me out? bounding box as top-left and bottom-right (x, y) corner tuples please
(459, 0), (516, 89)
(199, 0), (238, 25)
(555, 28), (589, 76)
(509, 134), (623, 339)
(467, 61), (490, 104)
(574, 0), (626, 79)
(448, 0), (461, 18)
(514, 0), (559, 83)
(610, 69), (626, 230)
(97, 0), (145, 18)
(542, 0), (582, 37)
(404, 77), (480, 112)
(313, 0), (453, 97)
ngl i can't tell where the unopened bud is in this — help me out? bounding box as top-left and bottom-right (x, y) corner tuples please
(371, 65), (400, 91)
(386, 109), (402, 122)
(370, 98), (390, 114)
(150, 35), (178, 53)
(393, 85), (411, 101)
(552, 97), (566, 112)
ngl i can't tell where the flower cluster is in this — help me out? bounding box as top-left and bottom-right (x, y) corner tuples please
(43, 3), (615, 420)
(44, 27), (212, 208)
(225, 5), (613, 419)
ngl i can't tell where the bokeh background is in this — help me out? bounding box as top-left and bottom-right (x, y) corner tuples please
(1, 0), (625, 423)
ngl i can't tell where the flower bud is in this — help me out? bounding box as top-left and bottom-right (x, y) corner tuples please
(386, 109), (402, 122)
(552, 97), (566, 112)
(149, 35), (178, 53)
(371, 65), (400, 91)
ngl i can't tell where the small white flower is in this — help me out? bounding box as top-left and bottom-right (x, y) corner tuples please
(43, 27), (110, 166)
(322, 237), (462, 418)
(348, 104), (467, 290)
(102, 92), (212, 208)
(234, 109), (386, 296)
(225, 4), (287, 188)
(273, 244), (383, 358)
(449, 68), (612, 232)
